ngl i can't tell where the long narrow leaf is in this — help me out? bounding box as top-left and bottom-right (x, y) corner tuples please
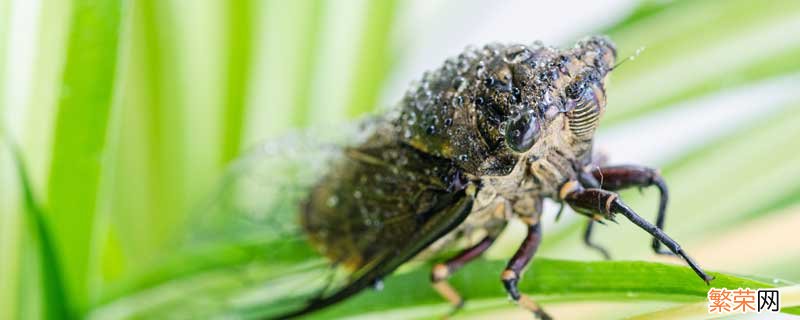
(45, 0), (125, 310)
(7, 141), (72, 319)
(603, 0), (800, 125)
(345, 0), (399, 117)
(220, 0), (256, 164)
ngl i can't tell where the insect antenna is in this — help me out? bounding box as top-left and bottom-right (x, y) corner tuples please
(610, 46), (646, 71)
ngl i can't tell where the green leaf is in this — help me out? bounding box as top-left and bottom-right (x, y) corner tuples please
(603, 0), (800, 125)
(44, 0), (125, 311)
(6, 140), (72, 319)
(220, 0), (256, 163)
(0, 0), (9, 117)
(87, 253), (777, 319)
(784, 306), (800, 316)
(345, 0), (399, 117)
(306, 259), (775, 319)
(286, 1), (325, 128)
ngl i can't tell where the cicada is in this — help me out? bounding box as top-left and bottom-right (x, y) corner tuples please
(192, 36), (713, 319)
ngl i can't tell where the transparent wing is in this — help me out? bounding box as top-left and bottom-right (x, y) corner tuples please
(183, 125), (371, 318)
(93, 118), (473, 320)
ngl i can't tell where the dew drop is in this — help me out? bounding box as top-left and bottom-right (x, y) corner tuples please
(475, 61), (486, 79)
(426, 125), (437, 135)
(326, 196), (339, 208)
(452, 95), (464, 107)
(505, 46), (532, 64)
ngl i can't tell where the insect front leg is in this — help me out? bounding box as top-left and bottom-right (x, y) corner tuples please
(583, 220), (611, 260)
(500, 220), (551, 320)
(431, 233), (499, 315)
(560, 182), (714, 284)
(576, 171), (613, 259)
(589, 165), (673, 255)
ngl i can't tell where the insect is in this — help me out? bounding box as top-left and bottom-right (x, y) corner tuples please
(202, 36), (713, 319)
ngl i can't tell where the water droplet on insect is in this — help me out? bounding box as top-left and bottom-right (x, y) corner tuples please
(407, 112), (417, 125)
(458, 154), (468, 161)
(326, 196), (339, 207)
(397, 156), (408, 166)
(452, 95), (464, 107)
(542, 91), (553, 104)
(476, 61), (486, 79)
(426, 125), (437, 135)
(504, 45), (532, 64)
(444, 118), (453, 126)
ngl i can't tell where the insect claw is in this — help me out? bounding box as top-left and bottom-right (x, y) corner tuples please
(554, 203), (565, 222)
(703, 274), (715, 286)
(595, 220), (607, 225)
(534, 309), (554, 320)
(441, 299), (465, 319)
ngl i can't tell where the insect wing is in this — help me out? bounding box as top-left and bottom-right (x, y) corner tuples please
(183, 132), (353, 318)
(181, 121), (473, 319)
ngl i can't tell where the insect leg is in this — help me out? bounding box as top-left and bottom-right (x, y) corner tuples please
(589, 165), (673, 255)
(501, 221), (552, 320)
(563, 186), (714, 284)
(583, 220), (611, 260)
(576, 172), (613, 259)
(431, 235), (498, 314)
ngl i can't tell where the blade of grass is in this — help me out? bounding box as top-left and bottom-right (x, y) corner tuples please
(345, 0), (398, 117)
(785, 306), (800, 316)
(0, 0), (9, 116)
(284, 259), (775, 319)
(602, 0), (800, 126)
(220, 0), (256, 164)
(0, 136), (22, 319)
(86, 252), (776, 319)
(243, 0), (325, 143)
(86, 0), (133, 305)
(287, 1), (324, 128)
(22, 0), (70, 197)
(138, 0), (188, 252)
(45, 0), (125, 311)
(7, 141), (72, 319)
(602, 0), (690, 35)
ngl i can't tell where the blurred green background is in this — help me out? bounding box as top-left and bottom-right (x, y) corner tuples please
(1, 0), (799, 319)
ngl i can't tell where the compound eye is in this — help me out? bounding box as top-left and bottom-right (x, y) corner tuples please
(504, 114), (541, 152)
